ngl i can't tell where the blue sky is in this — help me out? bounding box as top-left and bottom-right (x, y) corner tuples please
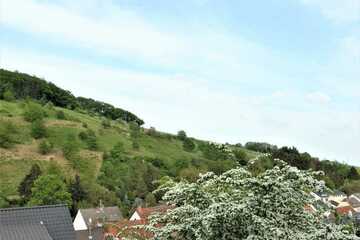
(1, 0), (359, 165)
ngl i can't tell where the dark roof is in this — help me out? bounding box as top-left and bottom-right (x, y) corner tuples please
(80, 207), (122, 227)
(0, 204), (75, 240)
(0, 223), (53, 240)
(75, 228), (104, 240)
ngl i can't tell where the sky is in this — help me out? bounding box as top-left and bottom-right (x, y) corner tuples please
(0, 0), (359, 165)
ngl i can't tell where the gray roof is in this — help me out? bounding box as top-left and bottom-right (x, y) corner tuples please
(0, 204), (75, 240)
(349, 195), (360, 208)
(0, 224), (53, 240)
(75, 228), (104, 240)
(80, 206), (122, 227)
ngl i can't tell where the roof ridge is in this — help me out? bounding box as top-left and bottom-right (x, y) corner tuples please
(0, 204), (68, 211)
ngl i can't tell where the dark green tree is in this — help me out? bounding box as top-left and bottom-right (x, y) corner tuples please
(233, 149), (248, 165)
(62, 134), (80, 160)
(31, 119), (47, 139)
(3, 89), (15, 101)
(145, 192), (156, 207)
(69, 175), (87, 203)
(23, 102), (45, 122)
(56, 110), (66, 120)
(0, 121), (16, 148)
(18, 164), (42, 201)
(110, 142), (125, 160)
(183, 138), (195, 152)
(38, 140), (53, 154)
(177, 130), (187, 141)
(29, 174), (72, 207)
(348, 167), (360, 180)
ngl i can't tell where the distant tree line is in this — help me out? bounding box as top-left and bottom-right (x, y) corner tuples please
(244, 141), (360, 192)
(0, 69), (144, 125)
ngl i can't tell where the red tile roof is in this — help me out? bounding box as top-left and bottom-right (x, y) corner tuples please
(135, 205), (173, 220)
(336, 205), (355, 215)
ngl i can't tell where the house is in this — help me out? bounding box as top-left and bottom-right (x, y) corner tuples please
(106, 219), (153, 240)
(130, 205), (173, 222)
(349, 193), (360, 211)
(73, 206), (122, 231)
(0, 204), (76, 240)
(75, 228), (104, 240)
(335, 202), (355, 216)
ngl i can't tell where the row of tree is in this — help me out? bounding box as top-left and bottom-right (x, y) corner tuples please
(244, 142), (360, 193)
(0, 69), (144, 124)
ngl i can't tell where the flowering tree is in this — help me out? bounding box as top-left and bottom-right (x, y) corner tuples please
(147, 160), (358, 239)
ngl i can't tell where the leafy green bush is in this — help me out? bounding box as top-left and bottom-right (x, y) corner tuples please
(183, 138), (195, 152)
(0, 121), (17, 148)
(56, 110), (66, 120)
(3, 90), (15, 101)
(233, 149), (248, 165)
(101, 119), (111, 129)
(62, 134), (80, 160)
(31, 120), (47, 139)
(28, 174), (72, 207)
(23, 102), (46, 122)
(38, 140), (53, 154)
(177, 130), (187, 141)
(78, 129), (98, 150)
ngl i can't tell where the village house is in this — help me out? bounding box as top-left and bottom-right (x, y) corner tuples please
(73, 206), (122, 240)
(129, 205), (173, 222)
(0, 204), (76, 240)
(104, 205), (173, 239)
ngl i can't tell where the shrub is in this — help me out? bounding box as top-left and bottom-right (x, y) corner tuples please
(78, 129), (98, 150)
(3, 90), (15, 101)
(38, 140), (53, 155)
(233, 149), (248, 165)
(31, 120), (47, 139)
(62, 134), (80, 160)
(23, 102), (45, 122)
(183, 138), (195, 152)
(177, 130), (187, 141)
(0, 121), (16, 148)
(132, 140), (140, 150)
(56, 110), (66, 120)
(101, 119), (111, 129)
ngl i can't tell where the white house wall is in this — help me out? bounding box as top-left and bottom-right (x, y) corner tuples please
(73, 211), (88, 231)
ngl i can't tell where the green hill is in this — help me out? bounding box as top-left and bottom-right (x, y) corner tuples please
(0, 68), (359, 215)
(0, 98), (257, 213)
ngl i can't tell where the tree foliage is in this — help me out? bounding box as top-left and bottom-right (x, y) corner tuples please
(183, 138), (196, 152)
(0, 69), (144, 124)
(31, 119), (47, 139)
(0, 120), (17, 148)
(177, 130), (187, 141)
(29, 174), (72, 207)
(3, 89), (15, 101)
(23, 102), (46, 122)
(38, 139), (53, 155)
(147, 161), (358, 240)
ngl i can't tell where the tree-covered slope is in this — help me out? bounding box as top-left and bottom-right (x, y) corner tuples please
(0, 69), (144, 125)
(0, 68), (359, 216)
(0, 99), (255, 214)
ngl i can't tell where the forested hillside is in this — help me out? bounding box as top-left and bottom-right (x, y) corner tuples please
(0, 69), (144, 125)
(0, 69), (359, 217)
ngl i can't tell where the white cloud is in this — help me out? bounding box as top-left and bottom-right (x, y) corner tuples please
(306, 91), (332, 104)
(1, 0), (188, 66)
(301, 0), (360, 23)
